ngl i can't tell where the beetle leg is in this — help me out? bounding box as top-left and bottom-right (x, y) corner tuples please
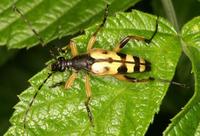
(69, 40), (78, 57)
(84, 74), (94, 126)
(113, 17), (159, 52)
(87, 5), (109, 52)
(64, 72), (78, 89)
(113, 36), (150, 52)
(53, 40), (79, 57)
(50, 71), (78, 89)
(114, 74), (155, 83)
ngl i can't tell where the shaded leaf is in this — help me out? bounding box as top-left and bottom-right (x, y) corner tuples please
(0, 47), (16, 66)
(164, 16), (200, 136)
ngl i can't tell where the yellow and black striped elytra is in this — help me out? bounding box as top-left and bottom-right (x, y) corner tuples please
(52, 49), (151, 76)
(14, 4), (159, 128)
(90, 49), (151, 75)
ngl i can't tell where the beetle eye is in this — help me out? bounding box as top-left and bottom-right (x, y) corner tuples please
(58, 57), (65, 61)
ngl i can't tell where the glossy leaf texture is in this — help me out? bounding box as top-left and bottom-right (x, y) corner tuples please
(5, 11), (181, 135)
(164, 16), (200, 136)
(0, 0), (140, 49)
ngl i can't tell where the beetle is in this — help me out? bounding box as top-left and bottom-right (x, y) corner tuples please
(50, 32), (157, 125)
(13, 4), (184, 129)
(46, 4), (159, 126)
(13, 4), (158, 127)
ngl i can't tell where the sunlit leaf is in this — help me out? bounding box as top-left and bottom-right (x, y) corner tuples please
(0, 0), (139, 49)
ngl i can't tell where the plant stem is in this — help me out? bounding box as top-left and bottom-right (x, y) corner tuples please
(161, 0), (179, 32)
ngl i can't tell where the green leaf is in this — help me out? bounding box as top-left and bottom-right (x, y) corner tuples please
(164, 16), (200, 136)
(0, 0), (140, 49)
(5, 11), (181, 135)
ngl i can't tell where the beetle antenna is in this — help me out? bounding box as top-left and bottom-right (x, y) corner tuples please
(23, 72), (53, 129)
(12, 3), (45, 46)
(156, 78), (188, 88)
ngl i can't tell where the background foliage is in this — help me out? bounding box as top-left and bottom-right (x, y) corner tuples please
(0, 0), (200, 135)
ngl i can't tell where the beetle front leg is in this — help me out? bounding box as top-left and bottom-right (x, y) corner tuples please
(69, 40), (79, 57)
(64, 72), (78, 89)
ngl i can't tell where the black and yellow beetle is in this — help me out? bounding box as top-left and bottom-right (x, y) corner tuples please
(50, 31), (157, 124)
(13, 4), (179, 128)
(48, 10), (158, 125)
(13, 4), (159, 127)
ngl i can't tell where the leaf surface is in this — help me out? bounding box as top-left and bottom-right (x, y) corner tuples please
(0, 0), (139, 49)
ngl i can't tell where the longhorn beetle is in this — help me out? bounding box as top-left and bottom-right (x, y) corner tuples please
(13, 4), (185, 129)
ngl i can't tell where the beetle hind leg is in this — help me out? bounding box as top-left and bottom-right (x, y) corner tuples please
(114, 74), (155, 83)
(113, 16), (159, 53)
